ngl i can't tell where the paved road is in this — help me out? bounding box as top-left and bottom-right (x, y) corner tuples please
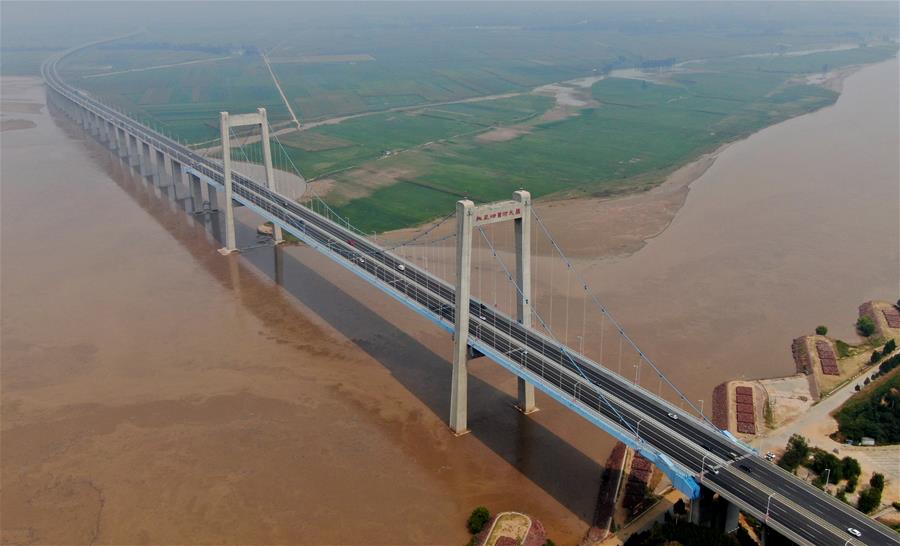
(43, 44), (899, 546)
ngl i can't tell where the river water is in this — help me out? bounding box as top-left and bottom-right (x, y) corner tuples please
(580, 58), (899, 404)
(1, 58), (897, 543)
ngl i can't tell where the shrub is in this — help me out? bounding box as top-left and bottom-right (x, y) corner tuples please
(892, 501), (900, 511)
(674, 498), (687, 515)
(543, 540), (556, 546)
(857, 486), (882, 513)
(807, 449), (844, 482)
(855, 384), (861, 391)
(857, 316), (876, 337)
(467, 506), (490, 534)
(778, 434), (809, 471)
(836, 340), (852, 358)
(884, 339), (897, 354)
(871, 350), (882, 363)
(870, 473), (885, 491)
(816, 325), (828, 335)
(846, 476), (858, 493)
(841, 457), (861, 482)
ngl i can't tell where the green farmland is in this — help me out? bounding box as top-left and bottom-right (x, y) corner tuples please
(11, 2), (896, 232)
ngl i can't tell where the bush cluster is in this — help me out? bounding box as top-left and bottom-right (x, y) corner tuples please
(777, 434), (809, 472)
(857, 473), (886, 514)
(836, 369), (900, 444)
(857, 316), (876, 337)
(467, 506), (490, 534)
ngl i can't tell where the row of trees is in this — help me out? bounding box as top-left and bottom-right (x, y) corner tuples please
(836, 370), (900, 444)
(855, 473), (886, 514)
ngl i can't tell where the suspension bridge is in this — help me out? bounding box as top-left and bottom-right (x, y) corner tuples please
(41, 38), (899, 546)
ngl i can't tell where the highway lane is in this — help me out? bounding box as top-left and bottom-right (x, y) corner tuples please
(44, 51), (898, 546)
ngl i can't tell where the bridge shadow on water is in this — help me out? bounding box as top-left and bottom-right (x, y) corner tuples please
(55, 106), (605, 525)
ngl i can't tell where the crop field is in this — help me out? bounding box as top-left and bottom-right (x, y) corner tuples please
(4, 2), (896, 232)
(319, 46), (896, 232)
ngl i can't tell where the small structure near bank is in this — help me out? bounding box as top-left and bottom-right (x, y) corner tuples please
(473, 511), (546, 546)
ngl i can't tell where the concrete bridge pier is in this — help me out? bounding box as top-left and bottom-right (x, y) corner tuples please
(139, 140), (154, 179)
(690, 485), (741, 535)
(450, 198), (475, 435)
(127, 133), (140, 170)
(513, 189), (536, 414)
(91, 112), (101, 139)
(169, 158), (183, 196)
(116, 127), (129, 159)
(83, 110), (94, 135)
(188, 172), (204, 213)
(207, 185), (220, 212)
(218, 111), (238, 254)
(105, 121), (117, 152)
(154, 149), (168, 187)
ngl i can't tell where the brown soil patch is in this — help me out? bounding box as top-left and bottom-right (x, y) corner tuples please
(0, 100), (44, 115)
(1, 119), (36, 132)
(533, 144), (727, 260)
(326, 164), (421, 205)
(539, 107), (576, 123)
(477, 126), (531, 143)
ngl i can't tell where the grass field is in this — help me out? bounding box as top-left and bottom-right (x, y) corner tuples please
(319, 45), (896, 232)
(4, 3), (896, 232)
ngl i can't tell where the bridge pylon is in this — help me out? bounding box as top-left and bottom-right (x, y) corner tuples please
(450, 190), (537, 435)
(218, 108), (283, 255)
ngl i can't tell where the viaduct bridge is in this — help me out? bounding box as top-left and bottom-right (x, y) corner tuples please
(41, 41), (899, 546)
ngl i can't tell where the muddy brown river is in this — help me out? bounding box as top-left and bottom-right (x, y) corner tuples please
(1, 58), (897, 544)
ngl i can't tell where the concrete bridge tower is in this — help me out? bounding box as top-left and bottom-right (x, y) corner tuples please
(218, 108), (283, 254)
(450, 190), (536, 434)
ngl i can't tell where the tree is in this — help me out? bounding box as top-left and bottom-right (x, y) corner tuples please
(778, 434), (809, 471)
(884, 339), (897, 354)
(841, 457), (861, 482)
(871, 350), (882, 363)
(816, 325), (828, 335)
(870, 472), (885, 491)
(857, 316), (876, 337)
(857, 486), (882, 513)
(855, 384), (861, 391)
(673, 498), (687, 515)
(467, 506), (490, 534)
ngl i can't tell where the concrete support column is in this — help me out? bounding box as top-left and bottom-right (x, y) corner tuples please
(128, 134), (140, 168)
(450, 199), (475, 435)
(90, 112), (100, 137)
(155, 149), (167, 186)
(208, 185), (219, 211)
(106, 122), (117, 151)
(140, 141), (153, 178)
(513, 190), (536, 414)
(723, 500), (740, 534)
(258, 107), (283, 244)
(218, 111), (238, 254)
(170, 158), (184, 200)
(117, 128), (128, 158)
(188, 172), (204, 213)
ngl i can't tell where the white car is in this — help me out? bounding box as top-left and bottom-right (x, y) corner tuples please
(847, 528), (861, 538)
(667, 412), (678, 420)
(396, 264), (406, 272)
